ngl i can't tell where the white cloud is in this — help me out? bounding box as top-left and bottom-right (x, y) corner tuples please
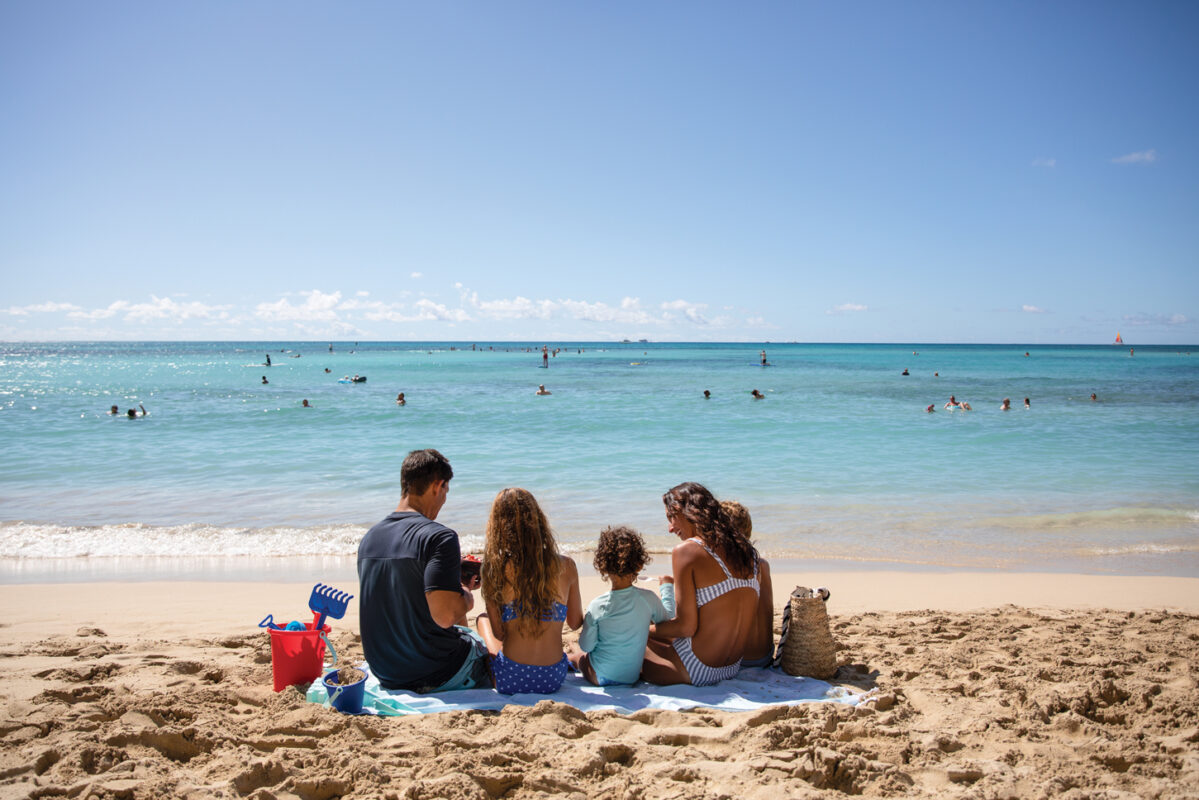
(826, 303), (867, 314)
(414, 298), (469, 322)
(362, 298), (471, 323)
(2, 301), (83, 316)
(1031, 157), (1057, 168)
(255, 290), (343, 322)
(410, 272), (423, 279)
(1122, 312), (1190, 327)
(1022, 304), (1047, 313)
(14, 287), (770, 338)
(66, 296), (227, 322)
(1111, 149), (1157, 165)
(336, 297), (386, 312)
(660, 299), (709, 325)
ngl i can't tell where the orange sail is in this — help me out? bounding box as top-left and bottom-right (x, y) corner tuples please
(1114, 332), (1123, 344)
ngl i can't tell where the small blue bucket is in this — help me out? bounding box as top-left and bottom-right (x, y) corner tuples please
(323, 668), (366, 714)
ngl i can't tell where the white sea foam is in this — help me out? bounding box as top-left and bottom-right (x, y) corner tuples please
(1083, 542), (1199, 557)
(0, 522), (367, 559)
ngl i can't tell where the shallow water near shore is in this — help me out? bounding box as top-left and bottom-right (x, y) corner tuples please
(2, 340), (1197, 578)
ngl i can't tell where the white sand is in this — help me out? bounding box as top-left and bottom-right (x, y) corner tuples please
(2, 572), (1197, 798)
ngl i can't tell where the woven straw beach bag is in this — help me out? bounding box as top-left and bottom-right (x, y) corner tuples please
(778, 586), (838, 680)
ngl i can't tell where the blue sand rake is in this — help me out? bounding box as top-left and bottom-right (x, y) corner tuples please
(309, 583), (353, 630)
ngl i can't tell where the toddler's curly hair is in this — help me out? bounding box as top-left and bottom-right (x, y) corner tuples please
(592, 526), (649, 578)
(720, 499), (753, 540)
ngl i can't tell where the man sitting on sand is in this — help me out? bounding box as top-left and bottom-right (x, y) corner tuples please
(357, 449), (489, 692)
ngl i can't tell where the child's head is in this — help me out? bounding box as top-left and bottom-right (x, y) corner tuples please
(592, 525), (649, 580)
(720, 500), (753, 541)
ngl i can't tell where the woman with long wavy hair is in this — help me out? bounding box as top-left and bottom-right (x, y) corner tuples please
(641, 482), (761, 686)
(476, 488), (583, 694)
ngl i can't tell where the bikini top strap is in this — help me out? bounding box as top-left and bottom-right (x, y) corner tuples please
(689, 537), (734, 580)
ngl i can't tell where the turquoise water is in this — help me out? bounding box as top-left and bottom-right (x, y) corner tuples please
(1, 341), (1197, 578)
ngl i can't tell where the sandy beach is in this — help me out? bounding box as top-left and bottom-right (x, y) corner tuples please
(2, 571), (1197, 799)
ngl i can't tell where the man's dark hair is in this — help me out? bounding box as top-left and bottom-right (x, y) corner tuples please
(593, 526), (650, 578)
(400, 449), (453, 497)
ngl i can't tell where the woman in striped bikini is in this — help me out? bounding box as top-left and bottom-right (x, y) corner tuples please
(641, 482), (761, 686)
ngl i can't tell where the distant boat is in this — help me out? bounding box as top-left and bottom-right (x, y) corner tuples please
(1114, 332), (1124, 344)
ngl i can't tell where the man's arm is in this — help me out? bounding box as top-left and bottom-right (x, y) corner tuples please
(423, 528), (473, 628)
(427, 587), (473, 629)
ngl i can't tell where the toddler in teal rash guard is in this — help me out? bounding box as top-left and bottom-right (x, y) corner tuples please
(568, 526), (670, 686)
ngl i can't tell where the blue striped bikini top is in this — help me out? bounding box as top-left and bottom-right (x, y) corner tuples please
(689, 537), (760, 607)
(500, 601), (569, 623)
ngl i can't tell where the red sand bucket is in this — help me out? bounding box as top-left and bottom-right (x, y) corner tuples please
(268, 623), (330, 692)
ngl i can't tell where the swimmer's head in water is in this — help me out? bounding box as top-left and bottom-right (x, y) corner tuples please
(126, 408), (136, 418)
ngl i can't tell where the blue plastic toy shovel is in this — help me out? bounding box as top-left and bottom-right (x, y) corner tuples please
(309, 583), (353, 630)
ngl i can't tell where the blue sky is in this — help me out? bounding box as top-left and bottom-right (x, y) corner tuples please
(2, 1), (1196, 343)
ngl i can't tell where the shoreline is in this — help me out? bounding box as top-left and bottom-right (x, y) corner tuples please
(5, 552), (1199, 586)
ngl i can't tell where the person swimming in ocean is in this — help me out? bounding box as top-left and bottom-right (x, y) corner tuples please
(302, 399), (311, 408)
(1000, 398), (1011, 411)
(535, 384), (551, 396)
(751, 389), (764, 399)
(396, 392), (406, 406)
(126, 404), (147, 418)
(108, 405), (120, 415)
(944, 395), (960, 409)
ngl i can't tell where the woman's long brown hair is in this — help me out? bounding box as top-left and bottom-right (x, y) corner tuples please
(481, 487), (561, 636)
(663, 482), (757, 576)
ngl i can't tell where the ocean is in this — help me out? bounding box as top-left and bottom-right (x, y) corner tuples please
(2, 341), (1197, 582)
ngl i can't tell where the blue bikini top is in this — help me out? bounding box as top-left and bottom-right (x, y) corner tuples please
(500, 601), (568, 623)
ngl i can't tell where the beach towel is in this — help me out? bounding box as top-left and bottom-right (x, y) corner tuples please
(306, 662), (871, 716)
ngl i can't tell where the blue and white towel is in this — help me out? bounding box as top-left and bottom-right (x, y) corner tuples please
(306, 663), (871, 716)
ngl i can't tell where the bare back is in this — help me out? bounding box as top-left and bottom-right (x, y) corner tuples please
(484, 554), (582, 666)
(685, 541), (759, 668)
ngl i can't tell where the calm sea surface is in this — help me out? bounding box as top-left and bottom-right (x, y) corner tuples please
(2, 341), (1197, 581)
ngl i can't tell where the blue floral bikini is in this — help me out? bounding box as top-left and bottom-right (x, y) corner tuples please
(671, 537), (760, 686)
(490, 601), (570, 694)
